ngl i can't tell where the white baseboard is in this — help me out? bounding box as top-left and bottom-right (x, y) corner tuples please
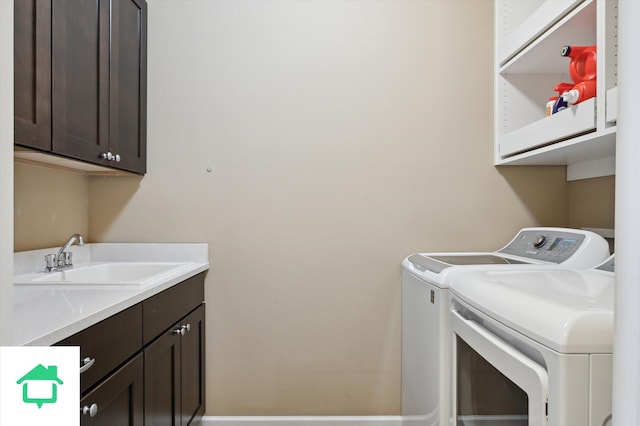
(200, 416), (404, 426)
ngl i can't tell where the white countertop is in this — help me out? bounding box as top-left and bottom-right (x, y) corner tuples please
(13, 243), (209, 346)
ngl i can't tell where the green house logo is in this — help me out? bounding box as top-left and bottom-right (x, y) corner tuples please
(16, 364), (64, 408)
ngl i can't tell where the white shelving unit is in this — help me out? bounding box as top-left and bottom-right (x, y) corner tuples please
(494, 0), (618, 180)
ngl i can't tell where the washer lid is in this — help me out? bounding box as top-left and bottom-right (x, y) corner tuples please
(449, 268), (614, 353)
(407, 253), (528, 274)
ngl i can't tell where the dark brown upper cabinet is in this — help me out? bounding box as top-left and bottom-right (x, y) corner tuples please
(14, 0), (52, 151)
(14, 0), (147, 175)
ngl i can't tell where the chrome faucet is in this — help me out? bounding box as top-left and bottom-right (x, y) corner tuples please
(45, 233), (85, 272)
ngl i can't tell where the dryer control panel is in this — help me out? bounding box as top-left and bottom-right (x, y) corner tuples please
(499, 229), (588, 264)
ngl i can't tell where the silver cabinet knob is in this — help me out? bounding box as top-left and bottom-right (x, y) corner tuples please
(81, 403), (98, 417)
(173, 324), (191, 336)
(100, 152), (121, 162)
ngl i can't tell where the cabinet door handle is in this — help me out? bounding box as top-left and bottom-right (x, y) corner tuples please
(81, 403), (98, 417)
(100, 152), (122, 162)
(79, 357), (95, 374)
(173, 324), (191, 336)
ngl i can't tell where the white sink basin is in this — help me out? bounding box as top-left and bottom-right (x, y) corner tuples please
(14, 262), (194, 286)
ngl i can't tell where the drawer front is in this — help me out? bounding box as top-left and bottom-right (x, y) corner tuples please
(57, 303), (143, 394)
(142, 272), (205, 345)
(80, 353), (144, 425)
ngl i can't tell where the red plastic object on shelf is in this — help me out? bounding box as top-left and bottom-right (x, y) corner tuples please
(562, 80), (597, 105)
(561, 45), (597, 83)
(554, 82), (574, 96)
(556, 45), (597, 106)
(549, 82), (574, 114)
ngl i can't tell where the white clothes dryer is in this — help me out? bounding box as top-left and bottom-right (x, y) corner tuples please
(448, 256), (615, 425)
(401, 228), (610, 426)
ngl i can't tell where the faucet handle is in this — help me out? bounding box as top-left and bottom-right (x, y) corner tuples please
(45, 254), (57, 271)
(63, 251), (73, 266)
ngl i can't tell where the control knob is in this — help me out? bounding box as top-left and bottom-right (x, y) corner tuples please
(533, 235), (547, 248)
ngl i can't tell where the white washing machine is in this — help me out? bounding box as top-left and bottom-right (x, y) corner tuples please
(401, 228), (610, 426)
(448, 256), (615, 425)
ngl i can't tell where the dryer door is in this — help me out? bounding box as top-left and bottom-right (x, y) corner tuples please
(451, 309), (548, 426)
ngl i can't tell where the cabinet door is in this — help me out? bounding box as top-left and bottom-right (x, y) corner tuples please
(109, 0), (147, 174)
(144, 327), (181, 426)
(14, 0), (51, 150)
(181, 305), (206, 425)
(52, 0), (110, 164)
(80, 353), (144, 426)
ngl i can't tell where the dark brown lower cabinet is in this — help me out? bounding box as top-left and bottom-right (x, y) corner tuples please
(57, 273), (206, 426)
(144, 325), (181, 426)
(80, 353), (144, 426)
(145, 305), (206, 426)
(181, 306), (206, 424)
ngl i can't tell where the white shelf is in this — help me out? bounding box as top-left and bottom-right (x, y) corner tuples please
(499, 0), (596, 74)
(497, 0), (585, 66)
(498, 97), (596, 158)
(495, 127), (615, 168)
(494, 0), (618, 179)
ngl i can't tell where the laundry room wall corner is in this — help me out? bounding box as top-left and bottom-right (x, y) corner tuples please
(495, 166), (569, 229)
(568, 175), (615, 231)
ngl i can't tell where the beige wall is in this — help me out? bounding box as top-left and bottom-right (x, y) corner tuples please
(14, 162), (89, 252)
(88, 0), (569, 415)
(568, 175), (615, 230)
(13, 0), (614, 416)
